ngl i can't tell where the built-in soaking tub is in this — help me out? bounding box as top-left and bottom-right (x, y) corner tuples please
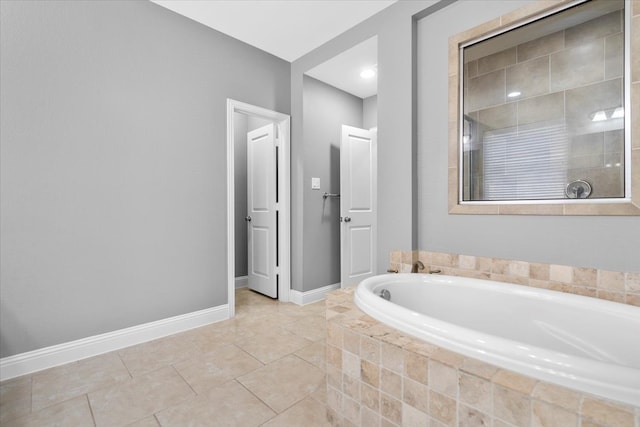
(354, 273), (640, 407)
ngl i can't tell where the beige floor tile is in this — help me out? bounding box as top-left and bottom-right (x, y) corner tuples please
(0, 376), (32, 424)
(238, 354), (324, 413)
(181, 321), (240, 353)
(127, 416), (161, 426)
(118, 333), (199, 377)
(155, 379), (275, 427)
(235, 328), (312, 364)
(88, 365), (194, 426)
(295, 340), (326, 370)
(283, 314), (327, 341)
(261, 396), (330, 427)
(32, 352), (130, 411)
(3, 395), (94, 427)
(174, 344), (263, 393)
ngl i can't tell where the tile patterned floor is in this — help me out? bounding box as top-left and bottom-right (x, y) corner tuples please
(0, 288), (330, 426)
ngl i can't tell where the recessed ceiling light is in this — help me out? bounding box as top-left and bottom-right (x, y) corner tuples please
(360, 69), (376, 79)
(611, 107), (624, 119)
(591, 111), (607, 122)
(507, 91), (521, 98)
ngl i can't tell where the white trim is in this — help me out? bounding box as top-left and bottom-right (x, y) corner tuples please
(0, 304), (229, 381)
(235, 276), (248, 289)
(227, 99), (291, 318)
(290, 283), (340, 306)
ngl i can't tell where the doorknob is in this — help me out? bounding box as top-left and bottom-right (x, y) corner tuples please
(245, 216), (252, 222)
(344, 217), (351, 222)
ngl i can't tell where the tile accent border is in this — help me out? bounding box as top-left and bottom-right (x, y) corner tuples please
(291, 283), (341, 306)
(0, 304), (229, 381)
(448, 0), (640, 215)
(390, 250), (640, 307)
(325, 288), (640, 427)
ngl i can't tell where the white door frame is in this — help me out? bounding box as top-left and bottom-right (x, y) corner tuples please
(226, 99), (291, 318)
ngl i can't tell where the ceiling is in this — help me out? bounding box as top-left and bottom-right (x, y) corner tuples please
(151, 0), (393, 98)
(306, 36), (377, 99)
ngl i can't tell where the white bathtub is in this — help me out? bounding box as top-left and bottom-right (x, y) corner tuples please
(354, 273), (640, 406)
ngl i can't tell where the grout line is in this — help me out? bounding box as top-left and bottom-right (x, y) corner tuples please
(84, 394), (97, 427)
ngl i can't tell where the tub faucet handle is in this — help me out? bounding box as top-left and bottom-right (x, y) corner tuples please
(411, 261), (425, 273)
(429, 269), (442, 274)
(386, 268), (399, 273)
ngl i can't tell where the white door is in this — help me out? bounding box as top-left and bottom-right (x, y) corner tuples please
(247, 123), (278, 298)
(340, 125), (377, 287)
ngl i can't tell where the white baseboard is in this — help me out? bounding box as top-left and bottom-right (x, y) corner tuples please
(0, 304), (230, 381)
(235, 276), (248, 289)
(290, 283), (340, 306)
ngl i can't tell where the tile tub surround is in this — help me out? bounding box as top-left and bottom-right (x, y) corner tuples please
(325, 288), (640, 427)
(389, 250), (640, 307)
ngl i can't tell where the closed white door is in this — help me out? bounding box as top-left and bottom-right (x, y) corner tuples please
(247, 123), (278, 298)
(340, 125), (377, 287)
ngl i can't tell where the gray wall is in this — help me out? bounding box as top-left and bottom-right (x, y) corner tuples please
(0, 0), (290, 357)
(363, 95), (378, 130)
(234, 114), (272, 278)
(291, 1), (439, 291)
(301, 76), (363, 291)
(417, 0), (640, 272)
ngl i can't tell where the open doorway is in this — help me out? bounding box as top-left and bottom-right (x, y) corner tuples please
(298, 36), (378, 295)
(226, 99), (291, 318)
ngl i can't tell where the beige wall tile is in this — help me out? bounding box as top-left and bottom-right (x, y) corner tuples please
(477, 103), (517, 130)
(429, 360), (458, 398)
(327, 344), (343, 370)
(361, 382), (380, 412)
(478, 47), (516, 75)
(551, 39), (604, 91)
(529, 263), (550, 280)
(429, 390), (457, 427)
(403, 403), (428, 427)
(626, 272), (640, 293)
(493, 370), (537, 395)
(572, 267), (597, 288)
(565, 10), (622, 48)
(343, 351), (361, 380)
(327, 322), (343, 347)
(343, 374), (360, 401)
(532, 401), (577, 427)
(326, 386), (343, 413)
(506, 56), (549, 100)
(458, 404), (491, 427)
(517, 92), (564, 126)
(565, 79), (622, 130)
(597, 290), (626, 303)
(361, 360), (380, 388)
(343, 396), (360, 425)
(459, 372), (492, 414)
(404, 351), (429, 385)
(550, 264), (573, 283)
(403, 378), (428, 413)
(381, 343), (404, 375)
(361, 336), (381, 364)
(380, 393), (402, 425)
(327, 365), (342, 390)
(460, 357), (499, 380)
(458, 255), (476, 270)
(380, 368), (401, 400)
(361, 406), (380, 426)
(531, 382), (581, 411)
(508, 261), (530, 278)
(517, 30), (564, 62)
(605, 32), (624, 79)
(580, 397), (635, 427)
(493, 385), (531, 426)
(343, 329), (360, 355)
(467, 69), (505, 112)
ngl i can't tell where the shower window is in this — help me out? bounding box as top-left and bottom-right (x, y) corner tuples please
(453, 0), (636, 212)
